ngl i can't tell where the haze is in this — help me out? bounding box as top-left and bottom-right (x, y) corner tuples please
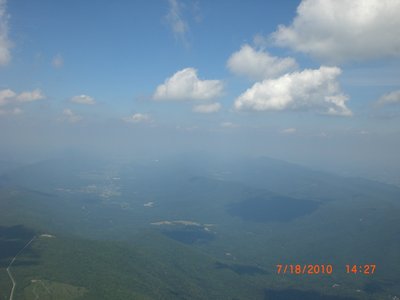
(1, 0), (400, 185)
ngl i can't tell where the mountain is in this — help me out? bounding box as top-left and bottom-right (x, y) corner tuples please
(0, 155), (399, 299)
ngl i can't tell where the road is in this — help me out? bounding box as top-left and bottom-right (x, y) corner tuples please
(6, 236), (36, 300)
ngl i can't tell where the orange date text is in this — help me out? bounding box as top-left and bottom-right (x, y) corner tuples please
(276, 264), (333, 275)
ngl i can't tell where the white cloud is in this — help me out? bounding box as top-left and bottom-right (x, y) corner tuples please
(52, 54), (64, 68)
(272, 0), (400, 63)
(227, 44), (297, 80)
(0, 88), (45, 106)
(70, 94), (96, 105)
(166, 0), (188, 43)
(13, 107), (22, 114)
(316, 131), (328, 138)
(221, 122), (238, 128)
(0, 107), (22, 116)
(281, 128), (297, 134)
(123, 113), (152, 124)
(377, 90), (400, 106)
(16, 89), (45, 102)
(153, 68), (223, 101)
(0, 88), (15, 106)
(0, 0), (11, 66)
(192, 102), (221, 113)
(62, 109), (82, 123)
(176, 125), (198, 131)
(234, 66), (352, 116)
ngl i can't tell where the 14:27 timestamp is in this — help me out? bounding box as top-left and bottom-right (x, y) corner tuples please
(345, 264), (376, 274)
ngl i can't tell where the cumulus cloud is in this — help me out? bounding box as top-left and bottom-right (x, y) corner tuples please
(0, 88), (45, 106)
(221, 122), (238, 128)
(377, 90), (400, 106)
(234, 66), (352, 116)
(0, 88), (15, 106)
(227, 44), (297, 80)
(192, 102), (221, 113)
(281, 128), (297, 134)
(153, 68), (223, 101)
(52, 54), (64, 68)
(16, 89), (45, 102)
(123, 113), (152, 124)
(0, 107), (22, 116)
(13, 107), (22, 114)
(166, 0), (188, 43)
(272, 0), (400, 63)
(70, 94), (96, 105)
(0, 0), (11, 66)
(62, 109), (82, 123)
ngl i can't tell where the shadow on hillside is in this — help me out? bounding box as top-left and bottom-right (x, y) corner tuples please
(0, 225), (38, 268)
(162, 227), (215, 245)
(227, 195), (320, 223)
(215, 262), (268, 276)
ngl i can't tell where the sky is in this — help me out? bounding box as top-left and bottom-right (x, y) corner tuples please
(0, 0), (400, 183)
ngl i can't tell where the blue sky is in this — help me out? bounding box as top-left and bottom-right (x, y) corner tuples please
(1, 0), (400, 183)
